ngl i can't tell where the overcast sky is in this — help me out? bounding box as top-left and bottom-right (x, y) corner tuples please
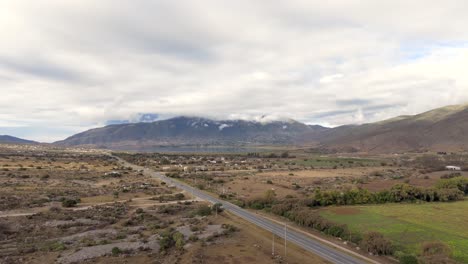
(1, 1), (468, 142)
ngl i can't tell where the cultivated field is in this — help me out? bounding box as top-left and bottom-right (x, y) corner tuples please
(122, 150), (468, 263)
(320, 201), (468, 263)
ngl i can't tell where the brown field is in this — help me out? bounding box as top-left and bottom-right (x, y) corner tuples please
(0, 144), (330, 263)
(179, 212), (328, 264)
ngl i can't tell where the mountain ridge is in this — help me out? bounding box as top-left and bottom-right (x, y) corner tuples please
(304, 104), (468, 152)
(0, 135), (37, 144)
(55, 103), (468, 153)
(55, 116), (327, 149)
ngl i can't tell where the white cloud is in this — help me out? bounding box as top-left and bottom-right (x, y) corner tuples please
(319, 74), (344, 84)
(1, 1), (468, 141)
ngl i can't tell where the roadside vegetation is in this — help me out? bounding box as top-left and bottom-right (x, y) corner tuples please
(0, 144), (328, 264)
(116, 150), (468, 263)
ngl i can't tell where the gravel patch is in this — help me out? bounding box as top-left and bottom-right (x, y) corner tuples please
(57, 240), (160, 264)
(176, 224), (223, 240)
(60, 229), (117, 243)
(44, 219), (100, 227)
(198, 224), (222, 239)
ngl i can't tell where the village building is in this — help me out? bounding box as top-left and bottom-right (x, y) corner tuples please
(445, 165), (461, 171)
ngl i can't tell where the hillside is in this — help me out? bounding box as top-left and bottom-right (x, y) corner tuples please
(55, 116), (326, 149)
(303, 104), (468, 153)
(0, 135), (37, 144)
(56, 104), (468, 152)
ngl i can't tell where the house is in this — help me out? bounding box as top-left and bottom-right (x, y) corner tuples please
(195, 166), (207, 171)
(445, 166), (461, 171)
(104, 171), (122, 177)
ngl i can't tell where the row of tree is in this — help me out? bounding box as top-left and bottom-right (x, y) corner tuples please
(244, 179), (467, 211)
(269, 203), (394, 255)
(311, 183), (465, 206)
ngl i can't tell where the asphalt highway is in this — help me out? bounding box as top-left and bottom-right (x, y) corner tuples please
(117, 157), (371, 264)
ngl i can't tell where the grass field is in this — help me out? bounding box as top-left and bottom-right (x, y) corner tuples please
(292, 156), (382, 168)
(320, 200), (468, 262)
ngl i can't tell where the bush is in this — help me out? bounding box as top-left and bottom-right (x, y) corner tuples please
(420, 241), (454, 264)
(173, 232), (185, 249)
(221, 223), (238, 233)
(159, 234), (174, 251)
(441, 172), (461, 179)
(166, 172), (180, 178)
(399, 254), (418, 264)
(360, 231), (393, 255)
(49, 241), (66, 251)
(436, 176), (468, 194)
(62, 198), (79, 208)
(421, 241), (451, 257)
(194, 205), (212, 216)
(111, 247), (122, 256)
(174, 193), (185, 200)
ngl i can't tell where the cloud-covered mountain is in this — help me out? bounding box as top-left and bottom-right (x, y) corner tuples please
(56, 116), (326, 149)
(106, 113), (159, 125)
(0, 135), (37, 144)
(55, 104), (468, 153)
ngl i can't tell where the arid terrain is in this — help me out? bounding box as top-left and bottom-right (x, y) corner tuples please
(0, 143), (326, 264)
(1, 142), (468, 263)
(117, 149), (468, 263)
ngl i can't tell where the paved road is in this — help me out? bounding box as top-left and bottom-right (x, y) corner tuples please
(117, 157), (371, 264)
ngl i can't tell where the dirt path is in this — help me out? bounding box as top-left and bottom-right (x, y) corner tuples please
(0, 196), (201, 218)
(0, 207), (49, 218)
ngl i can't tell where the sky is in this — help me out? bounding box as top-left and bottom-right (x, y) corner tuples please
(1, 1), (468, 142)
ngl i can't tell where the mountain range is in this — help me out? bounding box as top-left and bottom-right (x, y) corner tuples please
(5, 103), (468, 153)
(54, 116), (326, 149)
(301, 104), (468, 153)
(0, 135), (37, 144)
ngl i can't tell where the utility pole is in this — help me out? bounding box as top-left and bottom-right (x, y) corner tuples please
(272, 233), (275, 256)
(284, 224), (287, 258)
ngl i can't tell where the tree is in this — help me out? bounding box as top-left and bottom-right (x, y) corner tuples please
(264, 189), (276, 203)
(173, 232), (185, 250)
(212, 203), (224, 213)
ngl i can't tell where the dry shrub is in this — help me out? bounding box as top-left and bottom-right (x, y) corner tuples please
(420, 241), (456, 264)
(360, 231), (393, 255)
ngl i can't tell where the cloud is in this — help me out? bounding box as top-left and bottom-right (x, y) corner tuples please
(319, 74), (344, 84)
(106, 113), (159, 125)
(1, 1), (468, 141)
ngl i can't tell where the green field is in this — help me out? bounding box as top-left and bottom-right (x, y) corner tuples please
(320, 200), (468, 262)
(292, 156), (382, 168)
